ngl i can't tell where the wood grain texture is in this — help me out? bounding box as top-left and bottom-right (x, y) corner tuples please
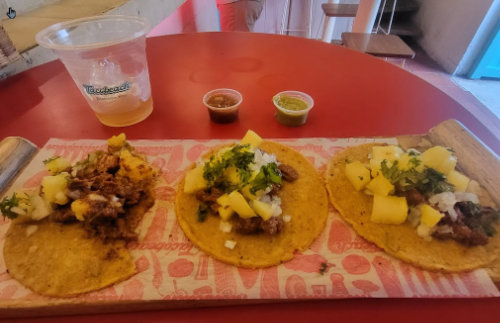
(341, 32), (416, 58)
(427, 119), (500, 208)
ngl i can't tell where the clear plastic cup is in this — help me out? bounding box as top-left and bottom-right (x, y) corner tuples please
(273, 90), (314, 126)
(203, 88), (242, 123)
(36, 15), (153, 127)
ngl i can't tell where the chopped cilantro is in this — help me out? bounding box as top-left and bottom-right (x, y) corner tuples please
(203, 155), (228, 186)
(203, 144), (255, 189)
(197, 203), (209, 222)
(380, 160), (454, 196)
(0, 193), (20, 219)
(250, 162), (282, 194)
(409, 157), (421, 167)
(226, 145), (254, 172)
(419, 168), (454, 195)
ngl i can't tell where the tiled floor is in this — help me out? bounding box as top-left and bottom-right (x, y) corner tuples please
(451, 76), (500, 119)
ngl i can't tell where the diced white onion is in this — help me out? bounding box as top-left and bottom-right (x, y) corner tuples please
(10, 206), (26, 216)
(250, 149), (278, 172)
(30, 194), (52, 220)
(416, 224), (433, 241)
(283, 215), (292, 222)
(219, 221), (232, 233)
(429, 192), (458, 221)
(407, 148), (421, 155)
(111, 201), (122, 208)
(25, 225), (38, 237)
(407, 206), (421, 227)
(224, 240), (237, 249)
(271, 204), (282, 217)
(88, 194), (107, 202)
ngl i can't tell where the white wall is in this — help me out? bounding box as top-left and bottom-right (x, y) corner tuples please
(414, 0), (494, 74)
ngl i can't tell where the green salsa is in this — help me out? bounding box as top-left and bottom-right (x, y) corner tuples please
(276, 96), (308, 111)
(274, 95), (310, 126)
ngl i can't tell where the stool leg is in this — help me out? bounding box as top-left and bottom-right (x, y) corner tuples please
(321, 0), (339, 43)
(352, 0), (382, 33)
(322, 16), (336, 42)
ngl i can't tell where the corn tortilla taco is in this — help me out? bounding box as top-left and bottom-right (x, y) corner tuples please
(175, 131), (328, 268)
(1, 134), (157, 297)
(325, 143), (500, 273)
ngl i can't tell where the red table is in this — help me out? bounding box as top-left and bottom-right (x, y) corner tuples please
(1, 32), (499, 321)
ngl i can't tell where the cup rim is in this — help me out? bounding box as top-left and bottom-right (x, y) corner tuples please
(203, 88), (243, 112)
(273, 90), (314, 115)
(36, 15), (149, 51)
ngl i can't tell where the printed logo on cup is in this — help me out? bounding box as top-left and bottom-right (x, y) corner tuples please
(82, 82), (131, 100)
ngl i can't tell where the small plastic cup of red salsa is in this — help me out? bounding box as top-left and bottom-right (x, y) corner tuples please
(203, 88), (242, 123)
(273, 90), (314, 127)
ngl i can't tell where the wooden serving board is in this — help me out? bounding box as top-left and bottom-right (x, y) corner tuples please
(0, 119), (499, 318)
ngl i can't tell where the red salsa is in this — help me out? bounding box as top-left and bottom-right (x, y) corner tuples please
(206, 94), (239, 123)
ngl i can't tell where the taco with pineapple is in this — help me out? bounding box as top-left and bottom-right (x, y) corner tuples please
(175, 130), (328, 268)
(325, 142), (500, 273)
(0, 134), (157, 297)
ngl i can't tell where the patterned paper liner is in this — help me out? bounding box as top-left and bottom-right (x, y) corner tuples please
(0, 137), (498, 307)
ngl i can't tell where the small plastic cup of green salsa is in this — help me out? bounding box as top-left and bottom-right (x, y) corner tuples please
(272, 90), (314, 127)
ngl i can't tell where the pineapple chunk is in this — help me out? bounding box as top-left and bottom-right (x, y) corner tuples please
(216, 194), (236, 220)
(42, 173), (69, 205)
(398, 153), (423, 171)
(436, 155), (457, 174)
(420, 204), (444, 227)
(366, 174), (394, 196)
(71, 199), (90, 221)
(369, 158), (383, 177)
(184, 166), (208, 194)
(345, 161), (371, 191)
(447, 170), (470, 192)
(118, 149), (155, 181)
(250, 200), (273, 221)
(224, 166), (241, 185)
(372, 146), (403, 162)
(371, 194), (408, 224)
(241, 185), (263, 200)
(228, 191), (256, 218)
(108, 133), (126, 148)
(216, 194), (231, 207)
(240, 130), (262, 148)
(44, 156), (71, 175)
(421, 146), (457, 174)
(218, 205), (235, 221)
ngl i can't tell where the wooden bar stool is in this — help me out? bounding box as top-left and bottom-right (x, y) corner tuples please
(321, 1), (358, 43)
(341, 32), (415, 58)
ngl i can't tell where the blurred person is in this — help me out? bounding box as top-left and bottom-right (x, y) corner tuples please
(216, 0), (264, 31)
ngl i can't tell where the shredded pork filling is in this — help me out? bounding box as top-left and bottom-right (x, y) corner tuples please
(51, 151), (154, 242)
